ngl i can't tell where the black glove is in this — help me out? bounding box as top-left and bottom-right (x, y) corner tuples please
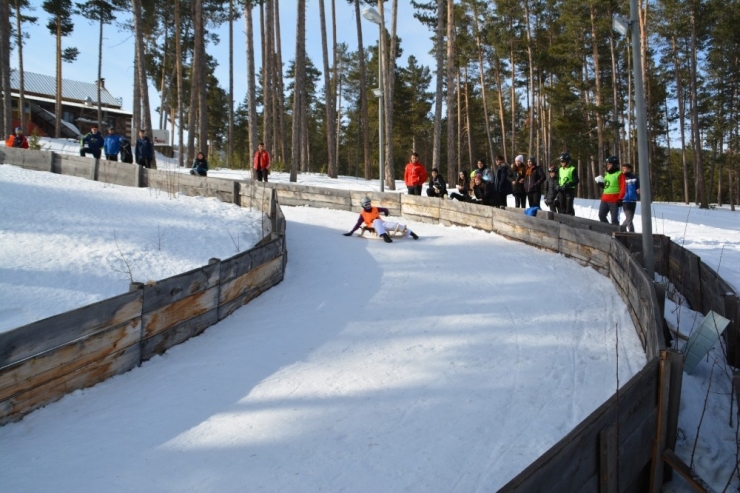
(617, 200), (623, 207)
(343, 232), (353, 237)
(383, 210), (389, 216)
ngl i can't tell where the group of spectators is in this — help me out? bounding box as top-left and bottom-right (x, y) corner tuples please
(79, 126), (152, 168)
(403, 151), (640, 231)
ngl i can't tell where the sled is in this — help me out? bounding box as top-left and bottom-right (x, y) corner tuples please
(357, 224), (409, 239)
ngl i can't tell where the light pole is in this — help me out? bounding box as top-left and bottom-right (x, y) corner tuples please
(614, 3), (654, 279)
(362, 7), (385, 192)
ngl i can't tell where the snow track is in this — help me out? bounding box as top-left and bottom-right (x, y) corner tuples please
(0, 204), (647, 492)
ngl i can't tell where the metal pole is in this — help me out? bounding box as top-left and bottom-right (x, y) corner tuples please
(378, 24), (385, 193)
(630, 0), (654, 279)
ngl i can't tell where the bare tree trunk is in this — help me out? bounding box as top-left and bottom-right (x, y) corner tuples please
(457, 69), (462, 172)
(0, 1), (9, 137)
(446, 0), (456, 183)
(665, 98), (674, 200)
(689, 7), (707, 208)
(353, 0), (371, 180)
(228, 0), (234, 167)
(245, 2), (258, 174)
(509, 19), (516, 159)
(471, 5), (495, 163)
(609, 32), (620, 158)
(671, 36), (690, 204)
(432, 0), (444, 173)
(14, 1), (26, 133)
(381, 0), (397, 189)
(318, 0), (337, 177)
(175, 0), (184, 167)
(186, 1), (199, 161)
(133, 51), (140, 138)
(463, 67), (472, 170)
(132, 0), (153, 160)
(55, 15), (63, 138)
(274, 0), (286, 163)
(262, 2), (272, 153)
(492, 48), (507, 163)
(290, 0), (306, 181)
(198, 0), (208, 156)
(590, 6), (605, 177)
(524, 0), (535, 157)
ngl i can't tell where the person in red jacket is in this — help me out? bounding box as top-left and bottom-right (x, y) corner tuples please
(253, 142), (271, 182)
(404, 152), (428, 195)
(5, 127), (29, 149)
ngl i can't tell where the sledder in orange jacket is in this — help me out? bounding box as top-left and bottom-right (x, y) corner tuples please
(343, 197), (419, 243)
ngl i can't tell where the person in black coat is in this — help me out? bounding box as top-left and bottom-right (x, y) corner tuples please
(135, 129), (155, 168)
(493, 155), (513, 208)
(470, 173), (499, 206)
(543, 166), (560, 212)
(523, 157), (546, 208)
(449, 171), (471, 201)
(119, 137), (134, 163)
(190, 151), (209, 176)
(426, 167), (447, 198)
(80, 126), (104, 159)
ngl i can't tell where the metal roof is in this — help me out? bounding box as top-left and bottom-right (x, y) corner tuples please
(10, 69), (123, 107)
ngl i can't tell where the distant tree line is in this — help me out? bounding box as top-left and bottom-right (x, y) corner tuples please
(0, 0), (738, 208)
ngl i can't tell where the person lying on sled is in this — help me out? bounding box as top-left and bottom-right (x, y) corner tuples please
(343, 197), (419, 243)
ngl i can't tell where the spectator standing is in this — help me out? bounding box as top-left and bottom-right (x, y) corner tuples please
(543, 166), (560, 212)
(557, 152), (579, 215)
(103, 127), (121, 161)
(426, 167), (447, 198)
(5, 127), (29, 149)
(119, 137), (134, 163)
(596, 155), (626, 225)
(510, 155), (526, 208)
(253, 142), (271, 182)
(493, 155), (513, 208)
(404, 152), (428, 195)
(524, 157), (546, 208)
(135, 129), (155, 168)
(190, 151), (209, 176)
(449, 171), (471, 201)
(80, 126), (104, 159)
(621, 163), (640, 232)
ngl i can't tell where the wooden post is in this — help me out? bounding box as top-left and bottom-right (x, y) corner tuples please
(663, 349), (684, 481)
(600, 423), (618, 493)
(233, 180), (241, 207)
(649, 350), (671, 492)
(662, 449), (715, 493)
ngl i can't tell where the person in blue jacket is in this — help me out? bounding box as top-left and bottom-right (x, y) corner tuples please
(80, 125), (104, 159)
(190, 151), (208, 176)
(103, 127), (121, 161)
(621, 163), (640, 232)
(135, 129), (155, 168)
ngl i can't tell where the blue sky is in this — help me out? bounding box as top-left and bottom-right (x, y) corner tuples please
(14, 2), (437, 122)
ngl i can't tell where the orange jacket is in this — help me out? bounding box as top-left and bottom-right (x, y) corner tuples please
(361, 207), (382, 226)
(6, 134), (29, 149)
(404, 161), (428, 187)
(253, 149), (271, 170)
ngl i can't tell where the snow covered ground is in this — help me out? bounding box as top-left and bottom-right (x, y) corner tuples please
(1, 139), (738, 491)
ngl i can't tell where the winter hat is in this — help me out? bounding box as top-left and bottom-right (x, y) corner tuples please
(515, 155), (525, 164)
(14, 127), (22, 133)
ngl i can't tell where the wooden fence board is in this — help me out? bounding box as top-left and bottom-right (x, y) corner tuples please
(554, 213), (622, 235)
(400, 196), (440, 223)
(219, 256), (284, 307)
(141, 309), (219, 360)
(55, 154), (97, 179)
(141, 262), (220, 312)
(500, 358), (659, 492)
(218, 258), (285, 320)
(699, 261), (732, 315)
(2, 148), (53, 172)
(0, 319), (140, 401)
(492, 212), (560, 251)
(668, 243), (703, 312)
(96, 160), (138, 187)
(0, 344), (140, 425)
(143, 285), (220, 338)
(0, 290), (142, 368)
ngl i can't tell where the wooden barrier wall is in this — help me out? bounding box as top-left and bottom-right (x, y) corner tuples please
(0, 152), (286, 424)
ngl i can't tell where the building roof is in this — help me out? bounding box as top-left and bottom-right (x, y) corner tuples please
(10, 69), (123, 108)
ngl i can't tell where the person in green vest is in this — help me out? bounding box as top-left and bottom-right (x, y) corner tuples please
(556, 152), (579, 215)
(595, 155), (626, 225)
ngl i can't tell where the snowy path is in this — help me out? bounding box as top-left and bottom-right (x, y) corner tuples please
(0, 205), (646, 492)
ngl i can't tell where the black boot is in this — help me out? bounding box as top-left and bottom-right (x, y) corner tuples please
(381, 233), (393, 243)
(410, 232), (419, 240)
